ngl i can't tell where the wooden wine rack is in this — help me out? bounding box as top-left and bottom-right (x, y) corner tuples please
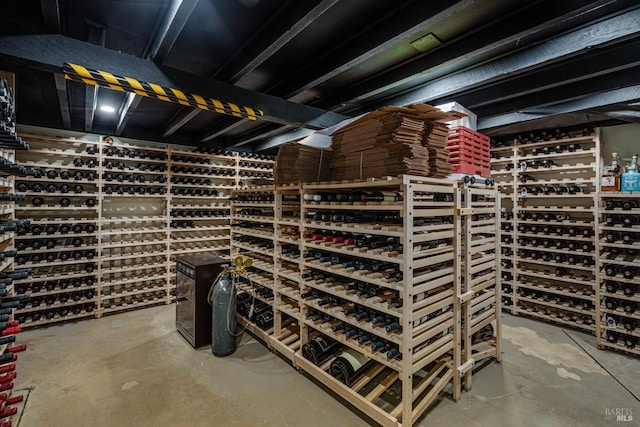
(100, 143), (170, 315)
(597, 193), (640, 356)
(12, 131), (274, 328)
(0, 69), (28, 426)
(270, 184), (303, 361)
(230, 185), (277, 345)
(458, 183), (501, 391)
(490, 129), (601, 332)
(229, 177), (500, 426)
(490, 145), (517, 314)
(167, 146), (235, 260)
(14, 133), (100, 325)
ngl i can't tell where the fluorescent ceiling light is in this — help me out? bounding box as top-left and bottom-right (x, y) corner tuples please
(99, 105), (116, 113)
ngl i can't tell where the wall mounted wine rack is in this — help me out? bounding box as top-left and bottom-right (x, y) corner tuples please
(13, 131), (274, 327)
(491, 129), (601, 333)
(597, 193), (640, 356)
(0, 70), (30, 424)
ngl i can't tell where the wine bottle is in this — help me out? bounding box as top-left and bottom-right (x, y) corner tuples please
(622, 232), (637, 245)
(604, 264), (619, 277)
(623, 266), (636, 279)
(622, 215), (639, 227)
(302, 335), (341, 365)
(622, 283), (636, 297)
(329, 348), (374, 386)
(361, 191), (402, 202)
(605, 230), (621, 243)
(255, 310), (274, 330)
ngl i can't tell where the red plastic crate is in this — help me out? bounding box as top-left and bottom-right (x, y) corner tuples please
(447, 126), (490, 145)
(452, 162), (489, 176)
(446, 126), (490, 176)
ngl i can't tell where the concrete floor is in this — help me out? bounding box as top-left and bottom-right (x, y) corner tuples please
(15, 305), (640, 427)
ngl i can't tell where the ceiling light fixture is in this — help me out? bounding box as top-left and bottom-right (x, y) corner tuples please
(99, 105), (116, 113)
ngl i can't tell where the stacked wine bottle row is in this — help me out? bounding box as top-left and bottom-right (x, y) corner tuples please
(490, 128), (600, 332)
(458, 184), (501, 392)
(14, 134), (100, 326)
(12, 132), (274, 327)
(168, 147), (236, 267)
(597, 194), (640, 356)
(100, 143), (171, 315)
(230, 177), (500, 427)
(0, 70), (30, 424)
(229, 186), (277, 342)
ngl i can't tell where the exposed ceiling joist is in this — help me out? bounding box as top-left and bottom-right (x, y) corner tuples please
(151, 0), (199, 64)
(161, 108), (199, 137)
(253, 127), (314, 151)
(460, 40), (640, 112)
(478, 85), (640, 130)
(40, 0), (61, 33)
(200, 119), (245, 143)
(0, 34), (349, 130)
(168, 0), (340, 138)
(272, 0), (478, 99)
(317, 0), (627, 111)
(115, 92), (141, 136)
(53, 72), (71, 129)
(84, 22), (105, 132)
(471, 65), (640, 119)
(379, 7), (640, 109)
(113, 0), (176, 137)
(228, 0), (339, 83)
(84, 84), (97, 132)
(231, 124), (297, 149)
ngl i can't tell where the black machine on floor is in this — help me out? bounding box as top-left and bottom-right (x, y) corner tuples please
(175, 254), (226, 348)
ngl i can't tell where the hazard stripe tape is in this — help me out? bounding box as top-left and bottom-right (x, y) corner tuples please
(62, 63), (263, 121)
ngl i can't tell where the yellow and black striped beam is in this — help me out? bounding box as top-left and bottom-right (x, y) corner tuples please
(62, 62), (263, 121)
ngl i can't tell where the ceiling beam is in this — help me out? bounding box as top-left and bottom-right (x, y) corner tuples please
(115, 92), (141, 136)
(161, 108), (200, 137)
(40, 0), (61, 33)
(151, 0), (199, 64)
(112, 0), (173, 137)
(170, 0), (339, 139)
(84, 22), (106, 132)
(0, 34), (348, 130)
(270, 0), (478, 99)
(53, 73), (71, 129)
(226, 0), (339, 83)
(252, 127), (314, 151)
(316, 0), (630, 111)
(478, 85), (640, 130)
(200, 119), (245, 143)
(229, 123), (297, 149)
(43, 0), (67, 130)
(84, 84), (98, 132)
(464, 46), (640, 118)
(377, 7), (640, 109)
